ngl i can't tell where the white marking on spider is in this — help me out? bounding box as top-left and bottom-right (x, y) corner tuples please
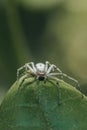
(17, 61), (83, 104)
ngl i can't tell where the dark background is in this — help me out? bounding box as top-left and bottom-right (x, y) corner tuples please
(0, 0), (87, 103)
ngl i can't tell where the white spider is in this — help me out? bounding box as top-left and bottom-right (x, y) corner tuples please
(17, 61), (83, 103)
(17, 61), (79, 84)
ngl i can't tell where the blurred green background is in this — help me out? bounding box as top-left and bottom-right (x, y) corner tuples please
(0, 0), (87, 103)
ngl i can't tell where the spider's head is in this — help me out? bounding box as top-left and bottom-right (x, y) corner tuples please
(35, 63), (45, 75)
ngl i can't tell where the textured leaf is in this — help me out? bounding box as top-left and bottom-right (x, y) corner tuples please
(0, 77), (87, 130)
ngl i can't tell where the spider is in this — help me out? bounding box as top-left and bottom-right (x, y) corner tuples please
(17, 61), (83, 104)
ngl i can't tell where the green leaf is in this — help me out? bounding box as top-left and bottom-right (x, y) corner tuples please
(0, 77), (87, 130)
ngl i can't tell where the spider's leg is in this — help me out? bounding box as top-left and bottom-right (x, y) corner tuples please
(17, 74), (36, 92)
(27, 62), (36, 74)
(15, 75), (28, 96)
(47, 72), (62, 76)
(45, 61), (49, 72)
(47, 75), (62, 105)
(18, 75), (29, 92)
(46, 64), (63, 79)
(47, 72), (64, 81)
(17, 63), (32, 81)
(46, 64), (56, 74)
(54, 66), (63, 79)
(48, 62), (62, 73)
(17, 65), (26, 80)
(58, 73), (83, 98)
(58, 73), (80, 89)
(25, 63), (35, 74)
